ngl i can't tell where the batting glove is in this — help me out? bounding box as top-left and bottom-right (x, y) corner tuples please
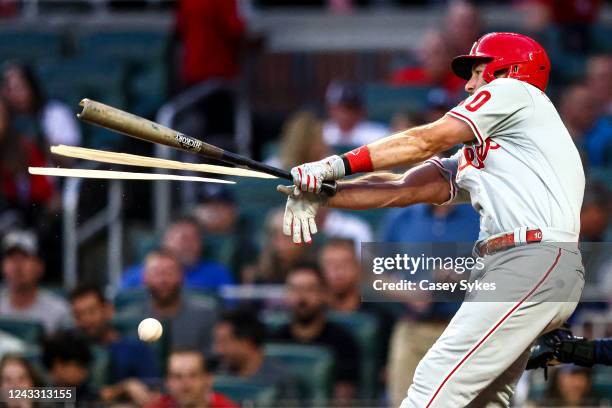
(290, 155), (346, 194)
(277, 185), (326, 244)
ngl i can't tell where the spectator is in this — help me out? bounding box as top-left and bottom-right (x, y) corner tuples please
(42, 330), (97, 402)
(1, 62), (82, 154)
(443, 1), (482, 58)
(0, 355), (44, 408)
(0, 230), (71, 334)
(0, 97), (54, 220)
(580, 182), (609, 242)
(173, 0), (246, 152)
(175, 0), (245, 87)
(389, 111), (422, 134)
(120, 249), (217, 352)
(379, 203), (479, 408)
(193, 186), (258, 280)
(559, 82), (612, 167)
(319, 238), (395, 381)
(146, 349), (237, 408)
(265, 110), (331, 170)
(68, 284), (159, 402)
(122, 217), (234, 291)
(391, 30), (465, 97)
(537, 366), (600, 407)
(586, 54), (612, 115)
(213, 309), (301, 401)
(255, 208), (313, 284)
(323, 80), (388, 147)
(271, 264), (360, 403)
(317, 207), (373, 253)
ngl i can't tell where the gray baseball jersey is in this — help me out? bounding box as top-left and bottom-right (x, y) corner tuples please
(400, 78), (586, 407)
(428, 77), (585, 243)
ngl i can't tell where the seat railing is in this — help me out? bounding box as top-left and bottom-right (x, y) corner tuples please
(63, 161), (123, 292)
(153, 78), (251, 232)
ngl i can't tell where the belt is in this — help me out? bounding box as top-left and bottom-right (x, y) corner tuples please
(476, 228), (543, 256)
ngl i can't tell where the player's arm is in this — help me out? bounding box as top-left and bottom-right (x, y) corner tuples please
(278, 160), (460, 243)
(328, 162), (451, 209)
(290, 115), (474, 193)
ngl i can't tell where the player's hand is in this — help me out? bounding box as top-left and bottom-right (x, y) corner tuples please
(277, 185), (326, 244)
(291, 155), (345, 194)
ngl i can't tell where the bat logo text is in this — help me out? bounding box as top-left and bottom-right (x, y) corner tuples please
(175, 133), (202, 151)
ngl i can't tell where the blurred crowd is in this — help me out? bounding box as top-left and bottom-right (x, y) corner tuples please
(0, 0), (611, 407)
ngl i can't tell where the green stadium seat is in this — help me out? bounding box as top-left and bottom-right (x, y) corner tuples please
(0, 319), (44, 344)
(76, 30), (169, 117)
(365, 84), (434, 123)
(328, 311), (380, 399)
(232, 179), (285, 237)
(77, 31), (168, 62)
(0, 30), (63, 63)
(89, 345), (110, 392)
(35, 57), (127, 148)
(264, 343), (334, 405)
(213, 375), (277, 407)
(593, 366), (612, 398)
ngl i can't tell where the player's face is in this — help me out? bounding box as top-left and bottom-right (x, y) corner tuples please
(465, 62), (488, 95)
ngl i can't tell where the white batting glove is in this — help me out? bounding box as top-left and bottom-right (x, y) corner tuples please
(277, 185), (326, 244)
(290, 155), (345, 194)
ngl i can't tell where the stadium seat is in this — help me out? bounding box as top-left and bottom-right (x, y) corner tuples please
(89, 345), (110, 392)
(233, 179), (285, 238)
(35, 57), (127, 148)
(593, 366), (612, 398)
(0, 30), (63, 63)
(264, 343), (334, 405)
(328, 311), (380, 399)
(365, 84), (434, 123)
(76, 30), (169, 117)
(0, 319), (44, 344)
(213, 375), (277, 407)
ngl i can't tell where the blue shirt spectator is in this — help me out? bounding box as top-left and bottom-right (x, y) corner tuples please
(121, 217), (234, 291)
(584, 117), (612, 167)
(121, 260), (233, 291)
(379, 203), (480, 319)
(379, 203), (480, 243)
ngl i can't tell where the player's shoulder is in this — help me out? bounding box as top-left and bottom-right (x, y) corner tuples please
(480, 78), (534, 107)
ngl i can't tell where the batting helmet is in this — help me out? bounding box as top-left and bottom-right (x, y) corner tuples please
(451, 32), (551, 91)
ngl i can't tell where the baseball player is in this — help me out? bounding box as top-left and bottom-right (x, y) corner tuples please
(278, 32), (586, 407)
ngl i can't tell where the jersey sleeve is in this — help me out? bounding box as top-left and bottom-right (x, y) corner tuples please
(425, 151), (470, 205)
(446, 78), (533, 146)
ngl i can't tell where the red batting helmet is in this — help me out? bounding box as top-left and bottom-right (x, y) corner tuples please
(451, 32), (551, 91)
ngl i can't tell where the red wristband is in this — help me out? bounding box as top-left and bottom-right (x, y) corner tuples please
(341, 146), (373, 175)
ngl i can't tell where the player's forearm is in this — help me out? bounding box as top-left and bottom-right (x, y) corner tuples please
(368, 122), (452, 170)
(327, 162), (451, 210)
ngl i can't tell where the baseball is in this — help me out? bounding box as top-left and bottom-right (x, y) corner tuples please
(138, 318), (163, 342)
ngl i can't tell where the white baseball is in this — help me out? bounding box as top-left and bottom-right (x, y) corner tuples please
(138, 318), (163, 342)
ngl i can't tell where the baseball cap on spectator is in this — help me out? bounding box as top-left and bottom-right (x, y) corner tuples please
(326, 81), (363, 109)
(197, 184), (235, 204)
(2, 230), (38, 256)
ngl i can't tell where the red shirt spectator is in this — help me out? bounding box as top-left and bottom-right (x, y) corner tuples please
(147, 392), (238, 408)
(176, 0), (246, 86)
